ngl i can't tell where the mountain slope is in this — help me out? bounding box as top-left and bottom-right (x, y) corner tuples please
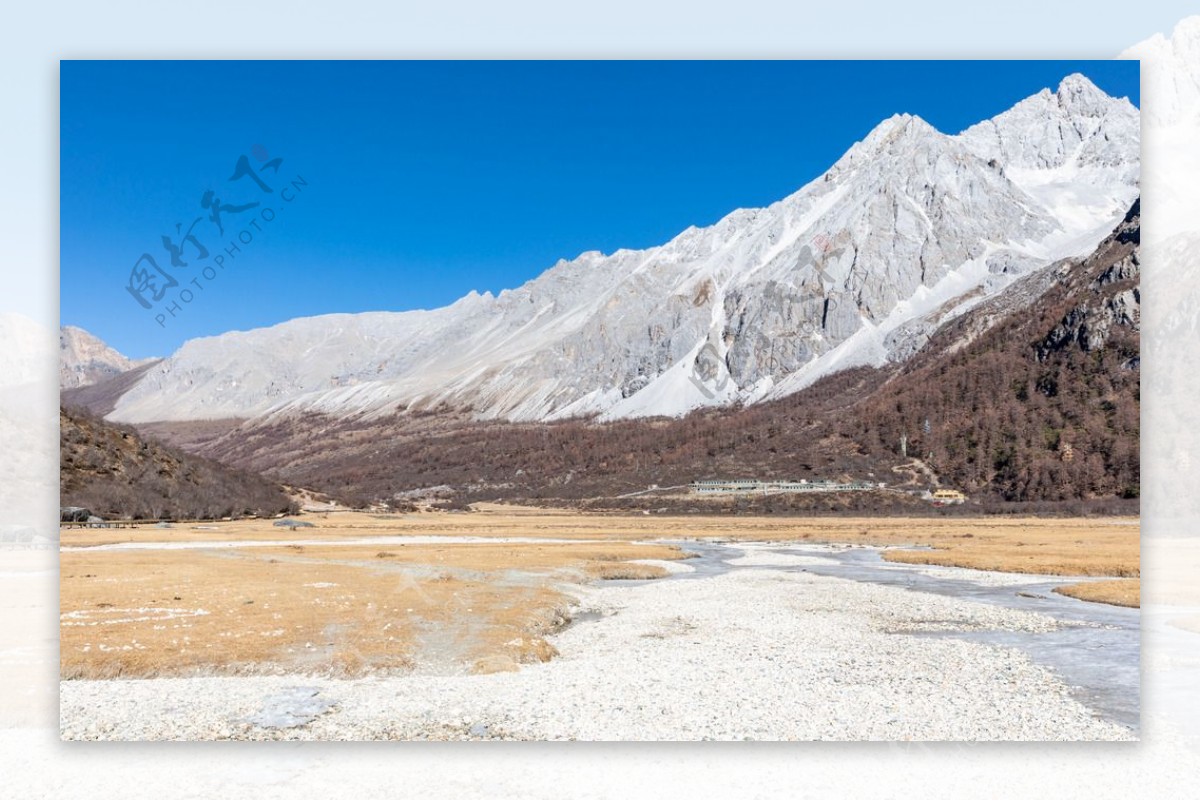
(61, 360), (163, 417)
(840, 201), (1139, 501)
(60, 406), (296, 520)
(192, 201), (1139, 507)
(104, 74), (1138, 427)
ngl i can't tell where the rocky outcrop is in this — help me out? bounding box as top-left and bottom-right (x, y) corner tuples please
(1037, 288), (1140, 361)
(59, 326), (152, 389)
(1036, 203), (1141, 361)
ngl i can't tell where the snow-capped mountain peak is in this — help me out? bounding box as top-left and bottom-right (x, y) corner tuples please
(960, 74), (1138, 171)
(863, 112), (938, 144)
(102, 76), (1138, 426)
(1055, 72), (1117, 114)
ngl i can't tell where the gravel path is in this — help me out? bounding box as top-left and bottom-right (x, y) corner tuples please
(60, 567), (1133, 741)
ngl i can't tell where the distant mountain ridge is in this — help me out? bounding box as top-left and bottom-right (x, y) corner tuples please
(98, 74), (1138, 427)
(59, 326), (154, 389)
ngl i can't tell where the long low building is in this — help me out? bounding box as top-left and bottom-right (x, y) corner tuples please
(690, 479), (883, 495)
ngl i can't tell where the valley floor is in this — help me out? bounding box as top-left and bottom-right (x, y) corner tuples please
(58, 555), (1135, 741)
(58, 509), (1141, 741)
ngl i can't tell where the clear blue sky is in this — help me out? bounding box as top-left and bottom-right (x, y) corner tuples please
(61, 60), (1139, 359)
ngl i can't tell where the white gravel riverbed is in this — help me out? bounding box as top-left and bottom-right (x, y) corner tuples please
(59, 567), (1133, 741)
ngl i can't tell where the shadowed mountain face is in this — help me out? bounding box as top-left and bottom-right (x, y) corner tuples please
(183, 202), (1138, 508)
(61, 360), (161, 417)
(97, 75), (1138, 428)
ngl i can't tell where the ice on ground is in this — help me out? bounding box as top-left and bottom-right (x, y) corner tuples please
(725, 547), (839, 567)
(905, 563), (1058, 587)
(245, 686), (336, 729)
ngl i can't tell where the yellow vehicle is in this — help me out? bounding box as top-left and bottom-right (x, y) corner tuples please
(931, 488), (967, 504)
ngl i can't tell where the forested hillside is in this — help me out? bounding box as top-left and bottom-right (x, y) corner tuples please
(61, 406), (297, 520)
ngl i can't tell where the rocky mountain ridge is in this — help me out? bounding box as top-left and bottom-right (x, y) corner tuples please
(94, 74), (1138, 427)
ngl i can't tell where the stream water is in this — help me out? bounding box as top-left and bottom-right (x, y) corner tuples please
(639, 539), (1140, 734)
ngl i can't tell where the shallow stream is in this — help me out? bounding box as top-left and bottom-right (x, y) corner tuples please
(640, 539), (1139, 733)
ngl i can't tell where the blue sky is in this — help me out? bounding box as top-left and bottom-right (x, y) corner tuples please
(61, 60), (1139, 358)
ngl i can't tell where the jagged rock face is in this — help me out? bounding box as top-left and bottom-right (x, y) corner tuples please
(59, 326), (149, 389)
(1037, 286), (1140, 360)
(1034, 204), (1141, 362)
(105, 75), (1139, 426)
(960, 74), (1138, 170)
(718, 114), (1063, 392)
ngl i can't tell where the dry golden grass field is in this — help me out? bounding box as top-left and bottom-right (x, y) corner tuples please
(60, 506), (1140, 680)
(60, 533), (680, 680)
(1053, 579), (1141, 607)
